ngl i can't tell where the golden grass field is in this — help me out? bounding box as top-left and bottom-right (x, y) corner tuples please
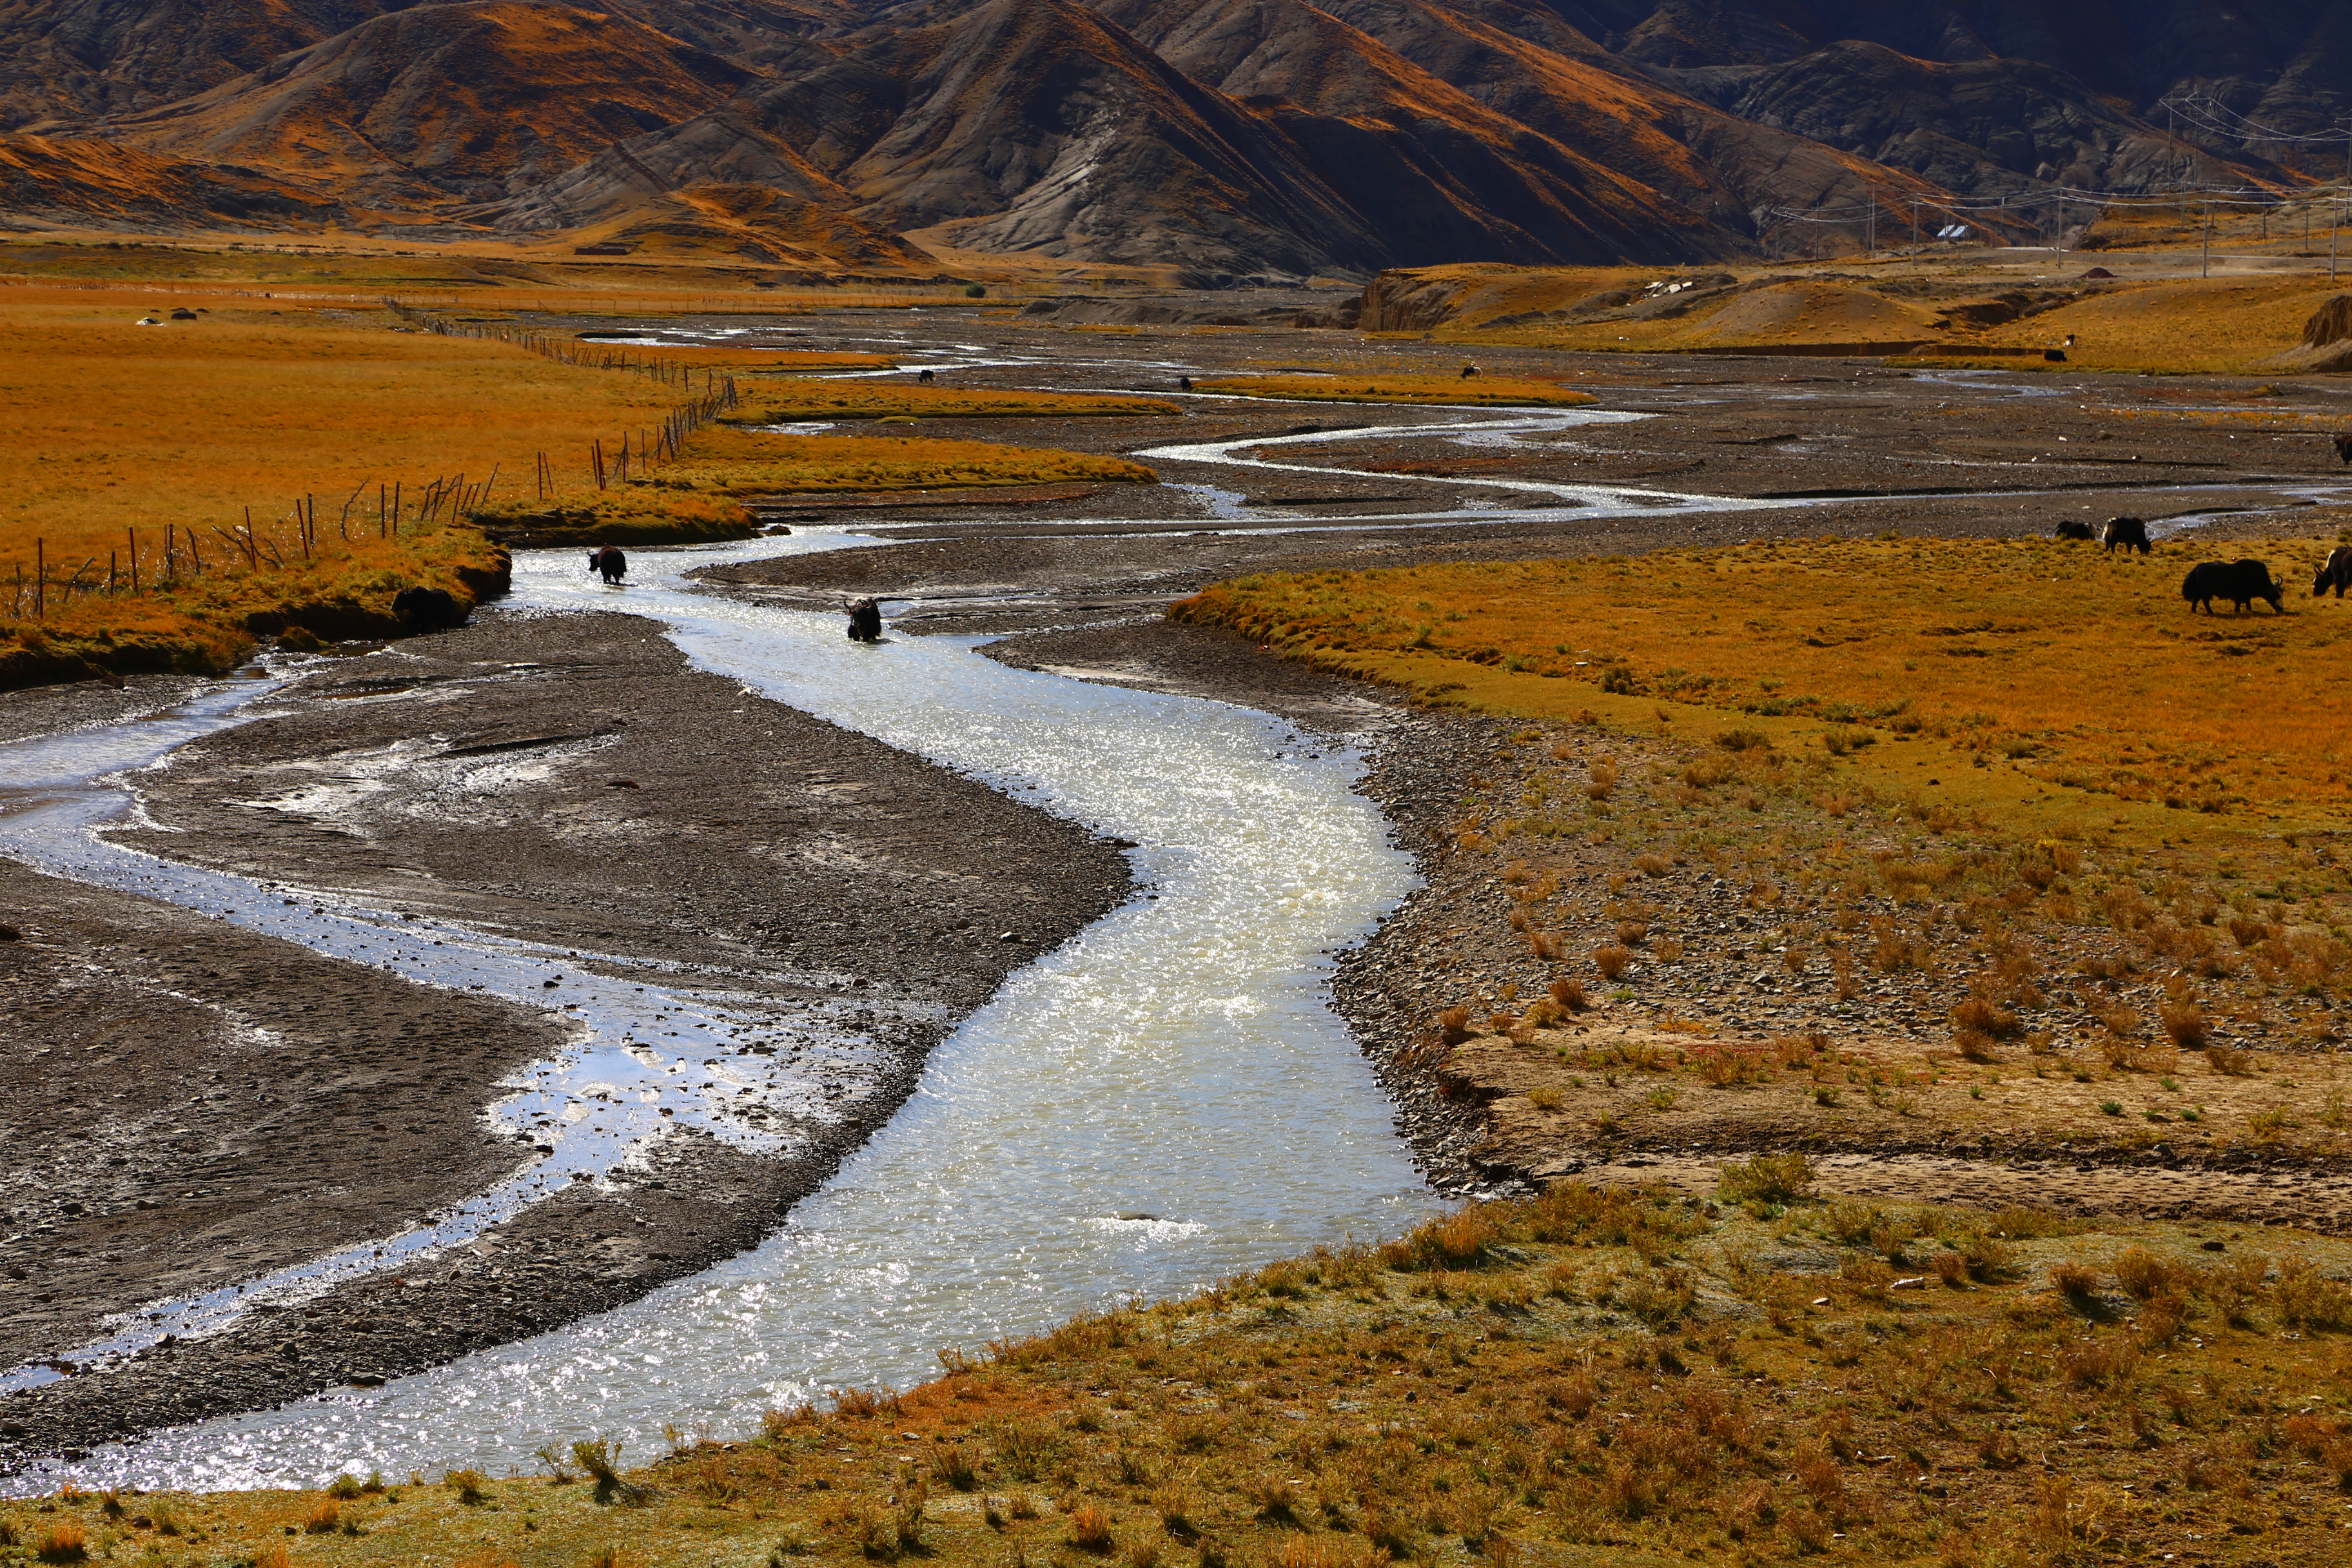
(658, 425), (1157, 494)
(1197, 373), (1596, 407)
(0, 286), (696, 683)
(10, 1176), (2351, 1567)
(1175, 533), (2352, 842)
(0, 285), (1158, 685)
(723, 383), (1179, 422)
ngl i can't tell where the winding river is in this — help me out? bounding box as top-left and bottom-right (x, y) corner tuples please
(5, 357), (2293, 1491)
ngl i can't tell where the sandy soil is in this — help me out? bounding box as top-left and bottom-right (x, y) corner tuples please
(0, 610), (1128, 1467)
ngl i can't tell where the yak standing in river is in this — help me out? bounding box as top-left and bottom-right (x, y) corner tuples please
(2102, 516), (2151, 554)
(845, 596), (883, 642)
(2315, 545), (2352, 597)
(589, 545), (626, 585)
(2183, 558), (2285, 614)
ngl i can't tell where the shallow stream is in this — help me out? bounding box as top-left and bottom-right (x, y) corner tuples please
(2, 533), (1441, 1491)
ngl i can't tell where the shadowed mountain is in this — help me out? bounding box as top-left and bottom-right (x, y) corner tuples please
(94, 1), (750, 202)
(0, 0), (2335, 275)
(1533, 1), (2352, 179)
(0, 0), (397, 129)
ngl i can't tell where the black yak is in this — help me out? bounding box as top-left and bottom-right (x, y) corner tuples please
(2054, 519), (2095, 540)
(1460, 364), (1481, 379)
(2316, 545), (2352, 598)
(917, 368), (935, 384)
(391, 585), (462, 629)
(2333, 433), (2352, 465)
(2102, 516), (2151, 554)
(845, 596), (883, 642)
(2182, 558), (2284, 614)
(589, 545), (627, 585)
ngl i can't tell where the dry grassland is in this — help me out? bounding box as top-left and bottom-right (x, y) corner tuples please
(0, 289), (1158, 685)
(1180, 536), (2352, 1200)
(724, 384), (1180, 422)
(1198, 374), (1596, 407)
(659, 426), (1158, 495)
(0, 289), (684, 550)
(1177, 534), (2352, 832)
(0, 288), (694, 682)
(1424, 263), (2349, 373)
(13, 1177), (2352, 1567)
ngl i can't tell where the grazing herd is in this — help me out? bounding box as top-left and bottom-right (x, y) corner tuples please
(2050, 516), (2148, 552)
(2057, 516), (2352, 616)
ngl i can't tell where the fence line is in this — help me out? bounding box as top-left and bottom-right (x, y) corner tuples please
(4, 302), (756, 622)
(384, 300), (740, 491)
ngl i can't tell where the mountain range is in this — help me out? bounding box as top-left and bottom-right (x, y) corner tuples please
(0, 0), (2345, 279)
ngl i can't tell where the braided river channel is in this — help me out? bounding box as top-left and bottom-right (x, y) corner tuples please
(0, 380), (1811, 1490)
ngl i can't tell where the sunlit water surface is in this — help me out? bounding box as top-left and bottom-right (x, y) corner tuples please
(7, 536), (1440, 1490)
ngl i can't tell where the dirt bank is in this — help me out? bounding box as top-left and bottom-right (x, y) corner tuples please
(0, 609), (1130, 1471)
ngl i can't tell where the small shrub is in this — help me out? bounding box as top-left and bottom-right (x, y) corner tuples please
(1718, 1152), (1814, 1205)
(1068, 1505), (1115, 1553)
(930, 1446), (978, 1491)
(1634, 852), (1672, 877)
(2159, 1001), (2208, 1050)
(1592, 943), (1633, 979)
(2206, 1043), (2255, 1075)
(964, 283), (988, 299)
(2113, 1247), (2190, 1300)
(328, 1472), (365, 1499)
(2247, 1106), (2294, 1143)
(1954, 1026), (2000, 1064)
(1437, 1004), (1474, 1043)
(1252, 1477), (1306, 1528)
(1716, 729), (1770, 752)
(1526, 1086), (1563, 1111)
(1549, 977), (1588, 1011)
(572, 1440), (652, 1507)
(303, 1500), (341, 1534)
(444, 1469), (491, 1505)
(1952, 995), (2021, 1038)
(35, 1524), (86, 1565)
(2050, 1260), (2101, 1304)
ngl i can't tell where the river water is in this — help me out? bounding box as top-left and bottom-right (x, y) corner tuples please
(0, 386), (1854, 1491)
(3, 529), (1451, 1491)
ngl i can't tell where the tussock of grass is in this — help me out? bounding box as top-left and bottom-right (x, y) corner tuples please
(660, 426), (1156, 495)
(723, 382), (1177, 422)
(21, 1188), (2352, 1567)
(1197, 373), (1594, 406)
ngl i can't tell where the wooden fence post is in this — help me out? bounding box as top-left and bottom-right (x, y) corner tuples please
(127, 526), (139, 594)
(34, 536), (43, 618)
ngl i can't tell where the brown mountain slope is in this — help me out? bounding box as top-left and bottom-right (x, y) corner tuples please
(84, 2), (752, 202)
(0, 0), (2336, 275)
(0, 132), (344, 229)
(0, 0), (397, 129)
(0, 0), (852, 130)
